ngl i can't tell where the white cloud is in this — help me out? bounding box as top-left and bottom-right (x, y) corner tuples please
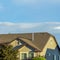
(0, 22), (41, 34)
(0, 22), (15, 26)
(54, 26), (60, 30)
(0, 22), (60, 34)
(44, 22), (60, 24)
(0, 22), (41, 29)
(19, 23), (41, 29)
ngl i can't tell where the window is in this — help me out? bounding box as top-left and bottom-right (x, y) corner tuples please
(21, 53), (27, 60)
(53, 55), (56, 60)
(18, 40), (22, 45)
(28, 52), (34, 58)
(47, 53), (51, 56)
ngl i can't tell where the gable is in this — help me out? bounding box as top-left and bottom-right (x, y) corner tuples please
(9, 40), (18, 47)
(46, 36), (57, 49)
(40, 36), (57, 56)
(18, 45), (32, 52)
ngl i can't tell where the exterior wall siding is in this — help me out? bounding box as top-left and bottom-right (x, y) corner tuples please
(45, 47), (60, 60)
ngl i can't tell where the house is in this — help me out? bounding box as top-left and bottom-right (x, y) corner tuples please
(0, 32), (60, 60)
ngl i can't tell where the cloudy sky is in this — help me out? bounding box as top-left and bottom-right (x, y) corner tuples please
(0, 0), (60, 45)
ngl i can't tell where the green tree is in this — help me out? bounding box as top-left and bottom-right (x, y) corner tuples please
(0, 44), (18, 60)
(32, 56), (46, 60)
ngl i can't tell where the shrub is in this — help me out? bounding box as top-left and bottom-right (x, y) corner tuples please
(32, 56), (46, 60)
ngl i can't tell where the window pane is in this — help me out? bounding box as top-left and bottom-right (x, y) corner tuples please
(21, 53), (27, 60)
(28, 52), (34, 58)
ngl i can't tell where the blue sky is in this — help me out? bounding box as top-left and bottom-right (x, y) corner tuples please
(0, 0), (60, 45)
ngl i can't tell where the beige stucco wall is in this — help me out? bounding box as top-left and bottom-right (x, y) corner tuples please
(40, 36), (57, 56)
(10, 40), (18, 47)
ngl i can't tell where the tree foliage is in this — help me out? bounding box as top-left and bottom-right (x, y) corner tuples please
(0, 44), (18, 60)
